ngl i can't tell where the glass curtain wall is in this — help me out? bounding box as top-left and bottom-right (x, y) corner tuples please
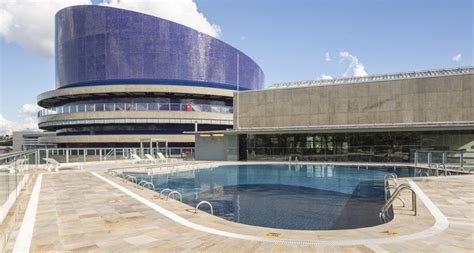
(245, 130), (474, 163)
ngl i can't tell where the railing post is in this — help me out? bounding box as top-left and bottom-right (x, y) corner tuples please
(442, 152), (446, 175)
(460, 152), (464, 170)
(414, 150), (418, 167)
(36, 150), (39, 167)
(428, 152), (432, 169)
(99, 148), (103, 161)
(66, 149), (69, 163)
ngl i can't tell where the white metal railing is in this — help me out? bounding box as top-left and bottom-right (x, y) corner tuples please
(34, 147), (194, 164)
(414, 150), (474, 172)
(38, 102), (233, 117)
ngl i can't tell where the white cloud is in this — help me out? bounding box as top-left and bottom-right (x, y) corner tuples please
(0, 0), (221, 57)
(19, 103), (42, 115)
(0, 114), (38, 136)
(0, 0), (92, 57)
(325, 52), (331, 62)
(452, 53), (462, 62)
(320, 74), (333, 80)
(100, 0), (221, 38)
(339, 51), (368, 77)
(0, 103), (42, 135)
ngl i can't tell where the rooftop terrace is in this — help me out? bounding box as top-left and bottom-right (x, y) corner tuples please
(1, 162), (473, 252)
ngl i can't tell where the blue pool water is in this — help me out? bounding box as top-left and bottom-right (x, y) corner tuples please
(133, 164), (414, 230)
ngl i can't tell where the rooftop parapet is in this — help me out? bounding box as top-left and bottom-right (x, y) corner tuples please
(270, 67), (474, 89)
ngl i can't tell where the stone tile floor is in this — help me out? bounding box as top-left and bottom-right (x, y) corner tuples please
(2, 164), (474, 252)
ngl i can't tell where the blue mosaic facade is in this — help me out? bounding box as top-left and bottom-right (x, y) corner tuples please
(55, 5), (264, 90)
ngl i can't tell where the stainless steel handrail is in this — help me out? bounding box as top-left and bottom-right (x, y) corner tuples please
(384, 173), (398, 200)
(195, 201), (214, 215)
(383, 173), (405, 206)
(380, 183), (417, 222)
(138, 180), (148, 186)
(159, 188), (173, 199)
(141, 182), (155, 191)
(124, 174), (137, 184)
(419, 171), (429, 177)
(167, 190), (183, 202)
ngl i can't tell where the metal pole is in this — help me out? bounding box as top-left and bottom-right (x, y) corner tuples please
(460, 152), (464, 169)
(442, 152), (446, 176)
(414, 151), (418, 167)
(140, 140), (143, 158)
(36, 150), (39, 167)
(428, 152), (432, 169)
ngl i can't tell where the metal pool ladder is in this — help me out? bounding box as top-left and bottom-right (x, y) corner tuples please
(166, 190), (183, 202)
(159, 188), (173, 199)
(380, 183), (417, 223)
(195, 201), (214, 215)
(140, 181), (155, 191)
(123, 174), (137, 184)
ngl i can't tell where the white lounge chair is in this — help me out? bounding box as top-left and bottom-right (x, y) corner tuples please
(43, 158), (83, 172)
(131, 154), (151, 164)
(157, 152), (177, 163)
(145, 154), (159, 163)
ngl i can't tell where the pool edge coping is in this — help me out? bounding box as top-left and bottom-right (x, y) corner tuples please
(92, 171), (450, 246)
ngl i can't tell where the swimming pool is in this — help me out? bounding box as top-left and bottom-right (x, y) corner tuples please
(131, 164), (415, 230)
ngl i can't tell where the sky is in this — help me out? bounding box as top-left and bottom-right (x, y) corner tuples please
(0, 0), (472, 135)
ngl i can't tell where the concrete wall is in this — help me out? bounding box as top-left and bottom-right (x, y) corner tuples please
(38, 110), (233, 128)
(13, 131), (55, 151)
(235, 74), (474, 129)
(38, 84), (233, 107)
(195, 135), (238, 161)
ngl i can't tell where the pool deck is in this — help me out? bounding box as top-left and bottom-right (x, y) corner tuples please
(2, 162), (474, 252)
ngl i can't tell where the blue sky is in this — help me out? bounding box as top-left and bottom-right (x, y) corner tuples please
(0, 0), (472, 133)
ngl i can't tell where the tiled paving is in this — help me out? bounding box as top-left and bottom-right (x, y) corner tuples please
(3, 164), (474, 252)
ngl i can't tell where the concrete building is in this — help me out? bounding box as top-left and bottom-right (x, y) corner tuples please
(12, 131), (56, 152)
(195, 67), (474, 162)
(37, 5), (264, 154)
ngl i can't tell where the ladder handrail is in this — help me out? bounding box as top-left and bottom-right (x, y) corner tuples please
(124, 174), (137, 184)
(167, 190), (183, 202)
(384, 173), (398, 201)
(418, 171), (429, 177)
(380, 183), (417, 222)
(159, 188), (173, 199)
(138, 180), (149, 186)
(141, 182), (155, 191)
(195, 201), (213, 215)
